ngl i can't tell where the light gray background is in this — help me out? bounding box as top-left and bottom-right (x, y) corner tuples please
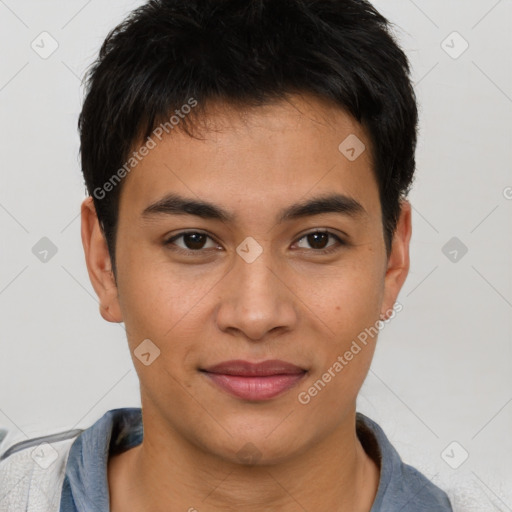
(0, 1), (511, 510)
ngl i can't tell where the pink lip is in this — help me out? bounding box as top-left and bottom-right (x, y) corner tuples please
(201, 359), (307, 401)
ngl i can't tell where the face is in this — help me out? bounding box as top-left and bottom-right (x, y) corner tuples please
(82, 93), (411, 464)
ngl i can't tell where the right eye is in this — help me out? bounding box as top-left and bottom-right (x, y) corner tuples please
(164, 231), (221, 254)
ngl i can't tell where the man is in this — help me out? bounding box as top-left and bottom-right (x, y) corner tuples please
(0, 0), (453, 510)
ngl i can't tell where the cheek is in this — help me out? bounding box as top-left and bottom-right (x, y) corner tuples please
(116, 245), (219, 338)
(293, 252), (384, 335)
(116, 259), (204, 392)
(295, 251), (383, 389)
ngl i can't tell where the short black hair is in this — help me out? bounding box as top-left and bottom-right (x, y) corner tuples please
(79, 0), (418, 277)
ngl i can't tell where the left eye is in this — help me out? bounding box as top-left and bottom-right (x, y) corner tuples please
(295, 230), (343, 251)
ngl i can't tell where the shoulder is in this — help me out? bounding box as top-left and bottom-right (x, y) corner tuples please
(0, 428), (82, 512)
(356, 413), (453, 512)
(393, 460), (453, 511)
(0, 407), (142, 512)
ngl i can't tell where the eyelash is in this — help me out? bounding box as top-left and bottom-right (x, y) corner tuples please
(163, 229), (346, 256)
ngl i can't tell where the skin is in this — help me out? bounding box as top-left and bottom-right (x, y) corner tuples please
(81, 93), (412, 512)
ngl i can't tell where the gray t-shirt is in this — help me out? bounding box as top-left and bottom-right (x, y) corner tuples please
(1, 407), (453, 511)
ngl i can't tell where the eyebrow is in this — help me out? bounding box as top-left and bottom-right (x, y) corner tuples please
(141, 192), (367, 223)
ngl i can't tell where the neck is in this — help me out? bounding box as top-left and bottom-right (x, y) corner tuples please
(108, 409), (380, 512)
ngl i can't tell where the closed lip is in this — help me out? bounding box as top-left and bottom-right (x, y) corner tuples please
(201, 359), (307, 376)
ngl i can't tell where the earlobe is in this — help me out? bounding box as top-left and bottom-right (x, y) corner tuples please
(381, 199), (412, 314)
(81, 197), (123, 323)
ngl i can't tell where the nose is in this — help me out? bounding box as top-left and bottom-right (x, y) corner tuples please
(215, 245), (299, 342)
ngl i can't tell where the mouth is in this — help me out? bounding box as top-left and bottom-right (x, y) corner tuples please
(200, 359), (308, 401)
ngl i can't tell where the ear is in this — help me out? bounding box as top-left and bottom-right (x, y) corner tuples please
(81, 197), (123, 323)
(380, 199), (412, 318)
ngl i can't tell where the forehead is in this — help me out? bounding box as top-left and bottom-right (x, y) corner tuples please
(118, 93), (380, 224)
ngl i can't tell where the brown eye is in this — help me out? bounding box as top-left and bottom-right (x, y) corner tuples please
(295, 230), (344, 252)
(306, 232), (329, 250)
(165, 231), (219, 252)
(181, 233), (207, 250)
